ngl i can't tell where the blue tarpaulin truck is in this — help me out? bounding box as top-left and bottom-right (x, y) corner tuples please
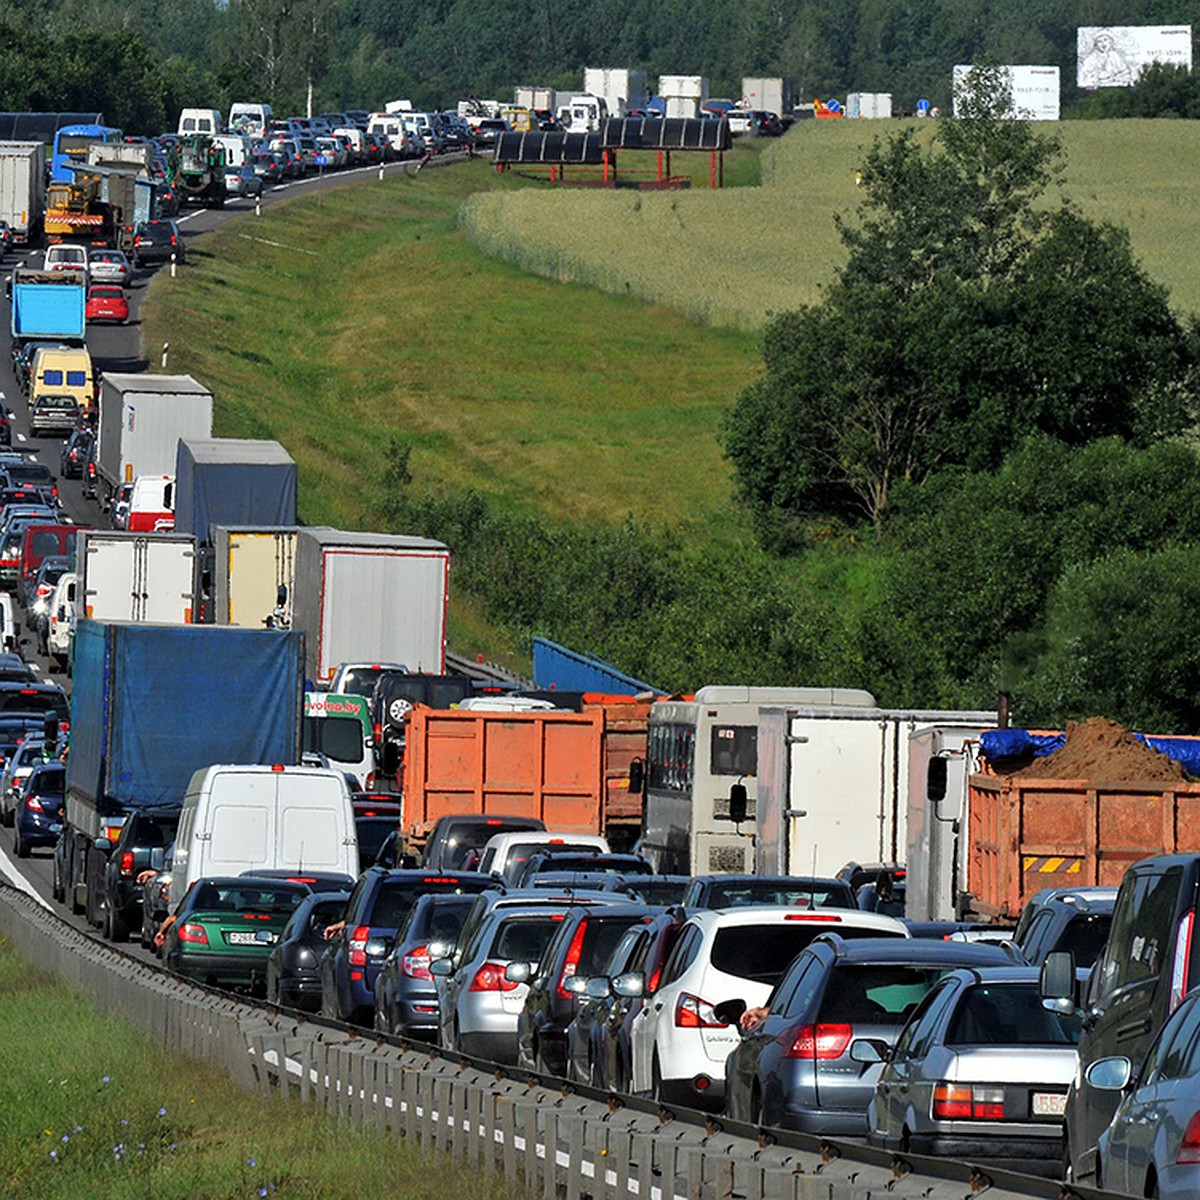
(9, 268), (86, 345)
(60, 619), (306, 927)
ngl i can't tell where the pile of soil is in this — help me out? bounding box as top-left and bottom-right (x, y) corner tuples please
(1017, 716), (1188, 782)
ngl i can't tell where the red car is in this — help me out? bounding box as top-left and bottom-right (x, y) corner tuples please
(86, 285), (128, 324)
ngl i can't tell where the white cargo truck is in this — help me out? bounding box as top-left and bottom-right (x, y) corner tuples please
(0, 141), (46, 245)
(96, 374), (213, 512)
(753, 706), (997, 879)
(515, 86), (557, 112)
(212, 525), (299, 628)
(846, 92), (894, 119)
(291, 528), (450, 686)
(583, 68), (648, 117)
(741, 77), (796, 116)
(76, 530), (197, 625)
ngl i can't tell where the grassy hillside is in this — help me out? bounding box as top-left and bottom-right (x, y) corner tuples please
(463, 119), (1200, 327)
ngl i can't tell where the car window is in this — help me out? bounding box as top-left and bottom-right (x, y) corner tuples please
(490, 915), (563, 962)
(701, 881), (852, 909)
(1015, 908), (1053, 959)
(607, 926), (648, 977)
(1144, 995), (1200, 1084)
(818, 964), (948, 1025)
(892, 980), (953, 1061)
(947, 982), (1082, 1046)
(775, 956), (824, 1019)
(1054, 914), (1112, 970)
(659, 925), (701, 988)
(1098, 868), (1183, 995)
(710, 922), (904, 985)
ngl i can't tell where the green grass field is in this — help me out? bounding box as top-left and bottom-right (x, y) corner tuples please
(464, 118), (1200, 327)
(0, 936), (516, 1200)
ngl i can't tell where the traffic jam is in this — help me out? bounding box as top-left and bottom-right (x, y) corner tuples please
(0, 112), (1198, 1199)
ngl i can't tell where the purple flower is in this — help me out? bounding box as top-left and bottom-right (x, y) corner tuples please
(101, 1076), (110, 1083)
(158, 1107), (167, 1117)
(49, 1150), (57, 1160)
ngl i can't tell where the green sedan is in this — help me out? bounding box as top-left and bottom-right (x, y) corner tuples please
(162, 876), (311, 994)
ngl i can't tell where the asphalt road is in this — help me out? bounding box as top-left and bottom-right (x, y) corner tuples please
(0, 154), (465, 941)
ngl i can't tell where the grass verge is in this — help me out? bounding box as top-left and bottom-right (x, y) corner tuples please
(0, 933), (519, 1200)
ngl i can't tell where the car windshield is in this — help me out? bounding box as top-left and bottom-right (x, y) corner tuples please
(711, 922), (905, 984)
(439, 821), (538, 870)
(1057, 914), (1112, 969)
(302, 714), (363, 763)
(191, 882), (307, 914)
(947, 982), (1083, 1046)
(410, 896), (475, 943)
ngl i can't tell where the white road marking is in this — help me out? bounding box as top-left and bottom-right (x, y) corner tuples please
(15, 433), (25, 443)
(0, 844), (53, 909)
(236, 234), (318, 255)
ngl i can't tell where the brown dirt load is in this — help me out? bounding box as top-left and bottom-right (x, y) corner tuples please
(1016, 716), (1188, 782)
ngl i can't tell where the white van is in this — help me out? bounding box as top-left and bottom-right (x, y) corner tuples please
(170, 764), (357, 908)
(43, 244), (88, 276)
(367, 112), (415, 157)
(478, 831), (610, 885)
(46, 571), (76, 667)
(213, 133), (253, 168)
(178, 108), (223, 136)
(229, 102), (273, 139)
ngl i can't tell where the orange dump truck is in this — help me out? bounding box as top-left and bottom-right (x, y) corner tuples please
(956, 719), (1200, 921)
(400, 696), (650, 859)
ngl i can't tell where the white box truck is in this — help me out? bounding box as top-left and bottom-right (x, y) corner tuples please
(754, 706), (997, 878)
(96, 374), (214, 512)
(0, 141), (46, 245)
(515, 86), (557, 112)
(212, 525), (299, 628)
(659, 75), (709, 101)
(292, 528), (450, 686)
(741, 77), (796, 115)
(846, 92), (894, 119)
(76, 530), (197, 624)
(583, 68), (648, 116)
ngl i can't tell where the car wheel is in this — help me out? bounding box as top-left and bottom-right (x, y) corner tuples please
(13, 823), (28, 858)
(749, 1083), (763, 1126)
(85, 879), (103, 928)
(1145, 1171), (1158, 1199)
(0, 799), (11, 828)
(651, 1051), (666, 1104)
(105, 903), (128, 943)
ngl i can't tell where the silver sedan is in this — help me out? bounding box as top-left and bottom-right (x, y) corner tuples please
(88, 249), (131, 287)
(867, 966), (1082, 1176)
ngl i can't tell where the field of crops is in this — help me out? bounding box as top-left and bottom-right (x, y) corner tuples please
(462, 119), (1200, 328)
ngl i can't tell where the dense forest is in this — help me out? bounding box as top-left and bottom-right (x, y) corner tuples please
(6, 0), (1200, 124)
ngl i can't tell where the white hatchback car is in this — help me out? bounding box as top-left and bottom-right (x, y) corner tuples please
(629, 906), (909, 1108)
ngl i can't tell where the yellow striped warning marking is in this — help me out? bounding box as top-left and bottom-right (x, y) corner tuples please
(1023, 856), (1083, 874)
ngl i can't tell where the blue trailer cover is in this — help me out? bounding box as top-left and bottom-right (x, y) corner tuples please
(67, 620), (304, 809)
(11, 280), (86, 340)
(532, 637), (659, 694)
(174, 438), (298, 542)
(979, 728), (1200, 776)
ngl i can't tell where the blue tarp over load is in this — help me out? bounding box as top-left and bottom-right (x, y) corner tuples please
(67, 620), (305, 810)
(980, 726), (1200, 776)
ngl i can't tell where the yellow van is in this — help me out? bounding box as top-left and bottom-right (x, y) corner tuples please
(29, 346), (94, 415)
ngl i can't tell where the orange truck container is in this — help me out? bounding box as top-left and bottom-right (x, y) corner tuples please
(400, 700), (649, 855)
(966, 772), (1200, 920)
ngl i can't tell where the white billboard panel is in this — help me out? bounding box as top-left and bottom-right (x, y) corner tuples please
(952, 65), (1060, 121)
(1077, 26), (1193, 88)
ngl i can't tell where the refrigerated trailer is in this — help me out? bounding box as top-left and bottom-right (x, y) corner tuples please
(291, 528), (450, 686)
(0, 141), (45, 244)
(212, 525), (298, 628)
(76, 529), (196, 624)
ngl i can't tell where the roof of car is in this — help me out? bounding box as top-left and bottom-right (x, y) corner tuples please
(690, 906), (908, 933)
(1025, 886), (1119, 913)
(812, 934), (1014, 966)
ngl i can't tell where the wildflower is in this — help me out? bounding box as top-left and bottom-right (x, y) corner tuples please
(61, 1134), (69, 1143)
(49, 1150), (57, 1161)
(101, 1075), (110, 1083)
(158, 1106), (167, 1117)
(247, 1158), (256, 1168)
(120, 1118), (129, 1126)
(74, 1125), (83, 1132)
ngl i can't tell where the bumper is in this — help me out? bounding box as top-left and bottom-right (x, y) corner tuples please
(908, 1133), (1064, 1176)
(167, 951), (270, 989)
(278, 976), (324, 1011)
(781, 1105), (870, 1138)
(459, 1031), (520, 1064)
(391, 994), (441, 1035)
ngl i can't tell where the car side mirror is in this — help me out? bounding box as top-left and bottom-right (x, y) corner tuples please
(585, 976), (611, 999)
(427, 939), (453, 960)
(927, 756), (948, 803)
(712, 998), (746, 1026)
(1040, 949), (1077, 1009)
(93, 836), (113, 854)
(504, 960), (532, 983)
(429, 958), (453, 977)
(366, 936), (393, 958)
(849, 1039), (884, 1064)
(612, 971), (644, 998)
(562, 975), (588, 995)
(1085, 1056), (1132, 1092)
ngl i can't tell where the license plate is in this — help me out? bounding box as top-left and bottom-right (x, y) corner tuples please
(1033, 1092), (1066, 1116)
(227, 930), (270, 946)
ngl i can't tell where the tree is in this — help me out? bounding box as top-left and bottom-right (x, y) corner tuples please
(723, 62), (1200, 532)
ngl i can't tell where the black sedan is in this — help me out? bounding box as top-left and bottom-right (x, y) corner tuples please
(266, 890), (350, 1011)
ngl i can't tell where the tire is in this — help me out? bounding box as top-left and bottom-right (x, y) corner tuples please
(85, 876), (103, 929)
(105, 903), (128, 943)
(13, 823), (29, 858)
(0, 798), (12, 828)
(51, 851), (64, 902)
(651, 1052), (665, 1104)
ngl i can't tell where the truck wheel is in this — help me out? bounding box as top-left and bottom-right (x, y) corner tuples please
(51, 851), (64, 902)
(85, 873), (103, 928)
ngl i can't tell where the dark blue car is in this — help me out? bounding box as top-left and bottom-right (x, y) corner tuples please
(12, 758), (63, 857)
(320, 869), (497, 1026)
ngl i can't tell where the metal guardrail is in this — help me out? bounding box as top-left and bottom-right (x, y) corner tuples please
(0, 881), (1129, 1200)
(445, 649), (533, 687)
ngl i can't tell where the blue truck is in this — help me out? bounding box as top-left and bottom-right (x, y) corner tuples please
(59, 619), (306, 928)
(9, 268), (86, 345)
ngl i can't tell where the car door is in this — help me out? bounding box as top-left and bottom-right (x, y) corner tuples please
(872, 980), (954, 1144)
(745, 954), (823, 1124)
(631, 924), (700, 1093)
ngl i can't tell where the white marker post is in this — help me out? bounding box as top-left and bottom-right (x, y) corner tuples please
(170, 253), (177, 278)
(161, 342), (169, 368)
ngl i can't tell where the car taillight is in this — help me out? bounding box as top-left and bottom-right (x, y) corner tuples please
(1178, 1112), (1200, 1163)
(1170, 909), (1194, 1012)
(646, 965), (662, 993)
(470, 961), (518, 992)
(120, 851), (134, 877)
(402, 944), (433, 980)
(675, 992), (724, 1028)
(348, 924), (370, 967)
(933, 1083), (1005, 1120)
(781, 1023), (853, 1060)
(179, 923), (209, 944)
(557, 919), (588, 999)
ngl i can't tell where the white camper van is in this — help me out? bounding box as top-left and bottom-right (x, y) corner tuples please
(170, 765), (357, 908)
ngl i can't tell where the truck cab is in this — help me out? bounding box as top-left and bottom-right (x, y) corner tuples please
(178, 108), (223, 136)
(127, 475), (175, 532)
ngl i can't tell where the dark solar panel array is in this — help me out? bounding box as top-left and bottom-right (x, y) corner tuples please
(494, 131), (606, 164)
(602, 117), (731, 151)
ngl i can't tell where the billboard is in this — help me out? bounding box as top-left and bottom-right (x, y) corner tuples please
(953, 65), (1061, 121)
(1077, 26), (1193, 88)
